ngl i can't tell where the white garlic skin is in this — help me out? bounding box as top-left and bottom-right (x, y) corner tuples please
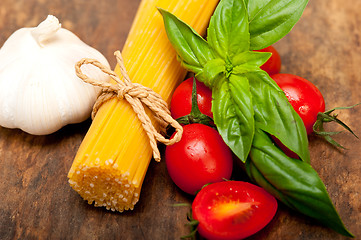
(0, 15), (110, 135)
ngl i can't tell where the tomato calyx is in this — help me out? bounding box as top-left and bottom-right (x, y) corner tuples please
(176, 77), (214, 127)
(173, 203), (199, 240)
(313, 104), (359, 148)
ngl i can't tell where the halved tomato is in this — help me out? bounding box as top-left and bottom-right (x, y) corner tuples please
(192, 181), (278, 240)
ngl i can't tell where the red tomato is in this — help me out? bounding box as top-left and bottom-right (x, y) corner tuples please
(165, 123), (233, 195)
(170, 77), (213, 119)
(271, 73), (325, 135)
(192, 181), (278, 240)
(255, 45), (281, 75)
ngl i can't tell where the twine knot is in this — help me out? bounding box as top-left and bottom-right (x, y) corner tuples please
(117, 85), (133, 100)
(75, 51), (183, 161)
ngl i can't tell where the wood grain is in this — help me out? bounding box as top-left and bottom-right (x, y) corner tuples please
(0, 0), (360, 239)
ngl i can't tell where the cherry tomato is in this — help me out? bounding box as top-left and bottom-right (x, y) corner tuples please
(192, 181), (278, 240)
(170, 77), (213, 119)
(255, 45), (281, 75)
(165, 123), (233, 195)
(271, 73), (325, 135)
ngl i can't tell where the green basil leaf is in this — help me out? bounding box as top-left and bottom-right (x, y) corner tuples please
(158, 8), (214, 69)
(212, 74), (254, 162)
(179, 60), (203, 78)
(246, 0), (309, 50)
(195, 58), (226, 88)
(245, 129), (354, 238)
(232, 51), (271, 74)
(246, 71), (310, 162)
(207, 0), (250, 59)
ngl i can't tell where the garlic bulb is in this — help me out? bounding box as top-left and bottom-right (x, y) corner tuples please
(0, 15), (110, 135)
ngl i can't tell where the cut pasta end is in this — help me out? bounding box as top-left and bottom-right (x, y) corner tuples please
(68, 164), (141, 212)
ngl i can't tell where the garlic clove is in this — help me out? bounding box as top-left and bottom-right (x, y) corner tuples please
(0, 15), (110, 135)
(31, 15), (62, 47)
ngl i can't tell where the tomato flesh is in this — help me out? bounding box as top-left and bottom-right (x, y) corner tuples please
(271, 73), (325, 135)
(165, 124), (233, 195)
(170, 77), (213, 119)
(192, 181), (278, 240)
(255, 45), (281, 75)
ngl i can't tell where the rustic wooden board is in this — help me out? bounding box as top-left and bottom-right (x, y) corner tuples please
(0, 0), (360, 239)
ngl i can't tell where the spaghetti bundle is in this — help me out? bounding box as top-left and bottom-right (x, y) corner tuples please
(68, 0), (219, 212)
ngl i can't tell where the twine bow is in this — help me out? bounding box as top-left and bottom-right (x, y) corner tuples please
(75, 51), (183, 162)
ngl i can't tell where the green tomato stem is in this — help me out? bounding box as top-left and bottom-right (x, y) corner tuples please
(313, 104), (359, 148)
(176, 77), (214, 127)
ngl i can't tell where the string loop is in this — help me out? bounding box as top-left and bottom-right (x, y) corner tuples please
(75, 51), (183, 161)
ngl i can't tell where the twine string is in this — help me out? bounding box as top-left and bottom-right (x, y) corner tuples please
(75, 51), (183, 162)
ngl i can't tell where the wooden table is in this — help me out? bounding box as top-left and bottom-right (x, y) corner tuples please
(0, 0), (360, 239)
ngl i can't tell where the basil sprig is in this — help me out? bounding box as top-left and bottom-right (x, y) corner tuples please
(159, 0), (309, 164)
(159, 0), (353, 237)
